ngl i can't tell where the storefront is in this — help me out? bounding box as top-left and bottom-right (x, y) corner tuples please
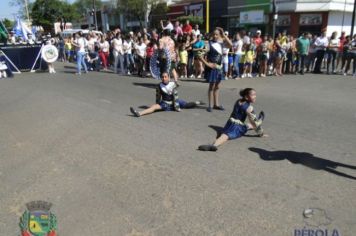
(225, 0), (270, 34)
(275, 12), (328, 37)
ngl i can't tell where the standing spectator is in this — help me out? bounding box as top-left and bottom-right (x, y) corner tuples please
(99, 35), (110, 70)
(64, 37), (73, 62)
(296, 32), (310, 75)
(254, 30), (262, 47)
(178, 44), (188, 78)
(336, 31), (346, 72)
(222, 32), (230, 79)
(151, 29), (159, 42)
(313, 30), (329, 74)
(241, 30), (250, 45)
(192, 34), (205, 78)
(326, 31), (339, 74)
(123, 34), (135, 75)
(182, 20), (193, 35)
(111, 32), (124, 74)
(134, 37), (147, 77)
(192, 25), (201, 37)
(258, 35), (270, 77)
(174, 21), (183, 37)
(145, 40), (157, 77)
(274, 35), (284, 76)
(58, 36), (65, 62)
(306, 34), (317, 72)
(184, 34), (194, 78)
(160, 19), (174, 32)
(344, 34), (356, 76)
(159, 29), (178, 83)
(242, 44), (255, 78)
(341, 36), (351, 74)
(232, 33), (243, 79)
(72, 31), (88, 75)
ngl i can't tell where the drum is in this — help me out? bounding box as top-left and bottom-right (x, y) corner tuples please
(41, 45), (58, 63)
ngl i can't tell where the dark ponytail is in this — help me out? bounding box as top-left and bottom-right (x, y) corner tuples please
(239, 88), (254, 101)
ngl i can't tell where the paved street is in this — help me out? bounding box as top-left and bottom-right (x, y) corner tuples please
(0, 63), (355, 236)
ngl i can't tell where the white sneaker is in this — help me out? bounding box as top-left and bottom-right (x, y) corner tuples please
(197, 75), (202, 79)
(248, 73), (252, 78)
(189, 74), (194, 78)
(127, 72), (131, 75)
(343, 72), (347, 76)
(241, 74), (246, 78)
(3, 71), (7, 78)
(180, 75), (184, 79)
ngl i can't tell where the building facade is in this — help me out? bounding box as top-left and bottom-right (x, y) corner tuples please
(169, 0), (356, 36)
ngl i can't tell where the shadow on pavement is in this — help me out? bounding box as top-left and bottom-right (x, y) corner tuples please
(208, 125), (223, 138)
(249, 147), (356, 180)
(209, 125), (260, 139)
(181, 79), (207, 83)
(133, 82), (157, 89)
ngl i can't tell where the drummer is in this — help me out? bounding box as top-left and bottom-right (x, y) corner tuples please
(45, 34), (56, 74)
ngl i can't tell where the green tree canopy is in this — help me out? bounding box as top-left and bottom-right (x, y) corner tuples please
(31, 0), (80, 31)
(2, 18), (14, 29)
(118, 0), (162, 28)
(73, 0), (102, 16)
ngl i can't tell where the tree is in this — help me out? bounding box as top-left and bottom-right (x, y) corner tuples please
(118, 0), (162, 28)
(9, 0), (33, 19)
(73, 0), (102, 17)
(31, 0), (79, 31)
(2, 18), (14, 29)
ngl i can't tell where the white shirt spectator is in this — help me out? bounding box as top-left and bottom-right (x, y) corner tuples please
(76, 37), (87, 53)
(163, 22), (174, 32)
(314, 36), (329, 50)
(243, 35), (251, 45)
(112, 38), (123, 54)
(100, 41), (110, 53)
(123, 40), (133, 54)
(135, 43), (147, 58)
(233, 39), (243, 55)
(222, 47), (229, 64)
(192, 29), (201, 37)
(329, 38), (340, 52)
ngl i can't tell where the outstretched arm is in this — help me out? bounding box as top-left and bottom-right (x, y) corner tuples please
(198, 56), (222, 70)
(246, 106), (265, 137)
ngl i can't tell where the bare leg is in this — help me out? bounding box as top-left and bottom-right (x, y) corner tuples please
(213, 82), (220, 107)
(208, 83), (215, 108)
(213, 134), (229, 147)
(139, 104), (162, 116)
(172, 68), (178, 82)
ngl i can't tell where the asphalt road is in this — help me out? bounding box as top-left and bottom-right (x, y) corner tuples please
(0, 63), (355, 236)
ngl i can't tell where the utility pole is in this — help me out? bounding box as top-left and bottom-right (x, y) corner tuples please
(351, 0), (356, 36)
(206, 0), (209, 33)
(24, 0), (30, 22)
(272, 0), (278, 38)
(93, 0), (98, 30)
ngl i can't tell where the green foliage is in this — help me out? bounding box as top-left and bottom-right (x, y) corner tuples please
(177, 15), (204, 27)
(2, 18), (14, 29)
(9, 0), (33, 19)
(31, 0), (80, 31)
(118, 0), (161, 27)
(72, 0), (102, 16)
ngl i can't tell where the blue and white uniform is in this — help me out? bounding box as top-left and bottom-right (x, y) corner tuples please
(156, 81), (186, 111)
(205, 40), (224, 83)
(222, 100), (252, 139)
